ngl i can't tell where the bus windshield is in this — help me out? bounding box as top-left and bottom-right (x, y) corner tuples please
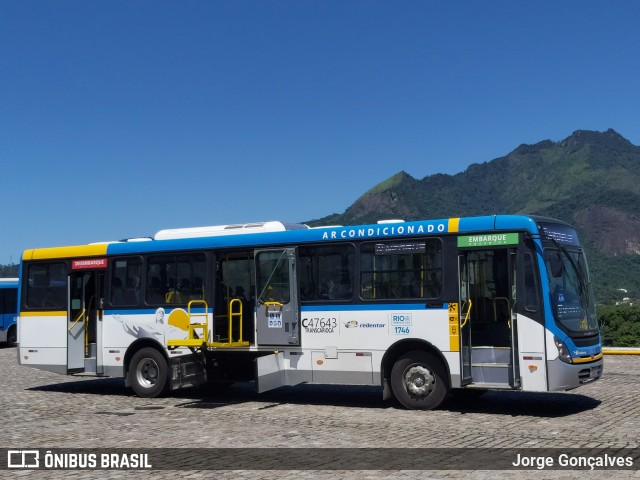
(544, 245), (598, 335)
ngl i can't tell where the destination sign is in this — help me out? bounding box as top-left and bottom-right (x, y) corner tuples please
(457, 233), (519, 248)
(72, 258), (108, 270)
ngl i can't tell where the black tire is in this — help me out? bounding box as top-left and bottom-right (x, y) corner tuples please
(390, 350), (448, 410)
(128, 347), (169, 398)
(7, 325), (17, 346)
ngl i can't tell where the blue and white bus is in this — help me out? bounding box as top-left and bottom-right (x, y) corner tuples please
(17, 215), (602, 409)
(0, 278), (18, 345)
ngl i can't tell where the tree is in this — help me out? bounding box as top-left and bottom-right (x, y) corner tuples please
(0, 263), (19, 278)
(599, 305), (640, 347)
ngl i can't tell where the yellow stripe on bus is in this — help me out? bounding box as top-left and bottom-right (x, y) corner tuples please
(448, 217), (460, 233)
(23, 244), (108, 260)
(20, 311), (67, 317)
(572, 353), (603, 364)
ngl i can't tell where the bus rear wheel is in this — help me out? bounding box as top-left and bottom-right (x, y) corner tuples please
(391, 350), (448, 410)
(128, 347), (169, 398)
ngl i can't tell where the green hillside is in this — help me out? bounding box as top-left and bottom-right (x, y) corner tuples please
(309, 129), (640, 304)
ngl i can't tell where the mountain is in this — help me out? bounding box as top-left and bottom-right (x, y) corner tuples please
(309, 129), (640, 303)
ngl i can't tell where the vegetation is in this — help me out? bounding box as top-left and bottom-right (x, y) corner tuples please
(0, 263), (18, 278)
(588, 254), (640, 305)
(599, 305), (640, 347)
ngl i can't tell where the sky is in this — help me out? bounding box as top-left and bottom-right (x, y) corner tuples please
(1, 1), (639, 265)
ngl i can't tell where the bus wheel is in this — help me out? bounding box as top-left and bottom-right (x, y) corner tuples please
(128, 348), (169, 398)
(391, 351), (447, 410)
(7, 326), (17, 345)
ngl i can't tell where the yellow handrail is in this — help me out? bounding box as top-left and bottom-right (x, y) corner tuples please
(68, 308), (90, 355)
(68, 309), (86, 331)
(460, 300), (472, 328)
(263, 301), (284, 307)
(188, 299), (209, 315)
(228, 299), (243, 343)
(187, 299), (209, 341)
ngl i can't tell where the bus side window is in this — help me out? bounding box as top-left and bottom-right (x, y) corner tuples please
(124, 276), (141, 305)
(146, 277), (165, 304)
(359, 239), (442, 300)
(149, 253), (206, 306)
(111, 277), (124, 305)
(298, 245), (354, 303)
(27, 274), (48, 307)
(192, 277), (204, 300)
(111, 257), (142, 307)
(26, 262), (68, 309)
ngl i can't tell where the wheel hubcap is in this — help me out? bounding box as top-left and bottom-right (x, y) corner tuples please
(403, 365), (435, 398)
(136, 359), (159, 388)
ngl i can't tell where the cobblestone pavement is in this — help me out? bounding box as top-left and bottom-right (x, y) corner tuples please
(1, 345), (639, 479)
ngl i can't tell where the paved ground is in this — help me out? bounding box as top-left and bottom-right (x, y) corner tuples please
(0, 344), (639, 479)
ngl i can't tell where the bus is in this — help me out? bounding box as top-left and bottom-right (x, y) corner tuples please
(17, 215), (602, 409)
(1, 278), (18, 345)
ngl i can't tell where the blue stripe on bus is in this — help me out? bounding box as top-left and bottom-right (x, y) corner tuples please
(104, 215), (542, 256)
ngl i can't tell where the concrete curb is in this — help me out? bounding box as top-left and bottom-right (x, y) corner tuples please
(603, 347), (640, 355)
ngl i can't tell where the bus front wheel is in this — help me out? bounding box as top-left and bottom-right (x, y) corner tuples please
(128, 347), (169, 398)
(391, 350), (448, 410)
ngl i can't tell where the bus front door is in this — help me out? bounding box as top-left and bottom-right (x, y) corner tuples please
(458, 256), (473, 386)
(68, 270), (105, 374)
(458, 249), (520, 388)
(254, 248), (300, 346)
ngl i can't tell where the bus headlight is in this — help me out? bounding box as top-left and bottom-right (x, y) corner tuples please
(554, 336), (572, 364)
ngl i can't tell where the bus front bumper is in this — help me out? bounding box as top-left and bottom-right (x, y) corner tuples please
(547, 357), (603, 391)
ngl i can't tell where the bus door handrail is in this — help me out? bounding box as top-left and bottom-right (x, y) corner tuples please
(460, 300), (472, 328)
(69, 308), (86, 331)
(187, 299), (209, 341)
(228, 298), (243, 343)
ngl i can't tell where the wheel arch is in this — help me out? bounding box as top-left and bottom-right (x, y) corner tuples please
(380, 339), (451, 400)
(124, 338), (170, 388)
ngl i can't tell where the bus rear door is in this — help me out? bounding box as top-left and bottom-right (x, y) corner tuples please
(254, 248), (301, 393)
(254, 248), (300, 346)
(68, 260), (106, 374)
